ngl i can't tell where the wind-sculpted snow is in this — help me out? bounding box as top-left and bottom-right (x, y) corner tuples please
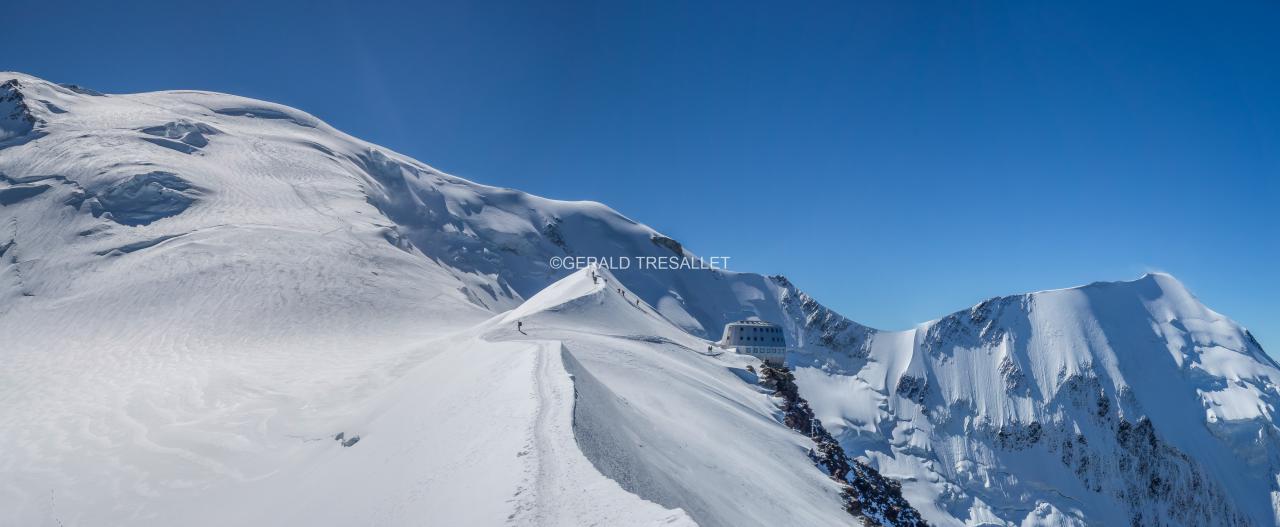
(87, 171), (198, 225)
(0, 182), (50, 205)
(138, 120), (219, 154)
(2, 72), (1277, 526)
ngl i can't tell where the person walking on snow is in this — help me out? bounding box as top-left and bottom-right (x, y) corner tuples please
(517, 320), (524, 333)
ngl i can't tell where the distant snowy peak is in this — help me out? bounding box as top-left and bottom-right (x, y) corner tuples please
(913, 272), (1276, 414)
(902, 271), (1280, 461)
(790, 272), (1280, 526)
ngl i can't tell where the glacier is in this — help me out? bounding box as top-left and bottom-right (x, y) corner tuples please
(2, 71), (1277, 526)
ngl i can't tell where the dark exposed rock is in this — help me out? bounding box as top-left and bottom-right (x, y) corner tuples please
(59, 83), (103, 96)
(761, 365), (929, 527)
(1013, 407), (1254, 526)
(998, 356), (1027, 393)
(1107, 417), (1248, 526)
(333, 432), (360, 447)
(649, 234), (683, 256)
(1, 79), (38, 144)
(919, 296), (1030, 359)
(772, 275), (875, 360)
(543, 218), (569, 253)
(895, 375), (929, 405)
(1096, 393), (1111, 419)
(995, 421), (1042, 450)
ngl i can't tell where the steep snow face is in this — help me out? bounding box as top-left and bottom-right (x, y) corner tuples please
(794, 273), (1280, 526)
(354, 144), (799, 336)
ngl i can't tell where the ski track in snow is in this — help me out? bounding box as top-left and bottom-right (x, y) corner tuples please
(505, 338), (693, 527)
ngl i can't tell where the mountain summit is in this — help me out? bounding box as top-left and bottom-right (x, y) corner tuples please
(791, 271), (1278, 525)
(2, 73), (1276, 526)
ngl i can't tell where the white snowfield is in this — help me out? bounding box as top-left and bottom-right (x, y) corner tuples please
(2, 72), (1278, 526)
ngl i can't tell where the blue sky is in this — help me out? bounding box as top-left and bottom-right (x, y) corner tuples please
(10, 1), (1278, 349)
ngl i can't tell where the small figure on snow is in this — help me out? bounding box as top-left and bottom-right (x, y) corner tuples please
(517, 320), (524, 334)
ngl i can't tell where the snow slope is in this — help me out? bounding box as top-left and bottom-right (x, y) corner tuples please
(0, 72), (899, 526)
(485, 266), (862, 527)
(3, 72), (1277, 526)
(0, 73), (496, 525)
(791, 273), (1280, 526)
(207, 320), (694, 527)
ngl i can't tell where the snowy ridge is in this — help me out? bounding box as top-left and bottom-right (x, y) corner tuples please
(3, 72), (1277, 526)
(482, 266), (896, 526)
(793, 273), (1280, 526)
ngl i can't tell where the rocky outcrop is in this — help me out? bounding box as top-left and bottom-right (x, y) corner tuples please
(1, 79), (38, 143)
(543, 217), (569, 252)
(760, 365), (929, 527)
(772, 275), (875, 360)
(649, 234), (683, 256)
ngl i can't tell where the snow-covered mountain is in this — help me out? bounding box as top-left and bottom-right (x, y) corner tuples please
(789, 274), (1280, 526)
(2, 72), (1276, 526)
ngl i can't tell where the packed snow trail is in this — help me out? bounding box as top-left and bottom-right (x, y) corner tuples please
(482, 267), (862, 527)
(503, 339), (694, 526)
(177, 268), (693, 526)
(151, 332), (691, 527)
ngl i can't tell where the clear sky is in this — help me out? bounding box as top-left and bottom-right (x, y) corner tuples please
(9, 1), (1278, 349)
